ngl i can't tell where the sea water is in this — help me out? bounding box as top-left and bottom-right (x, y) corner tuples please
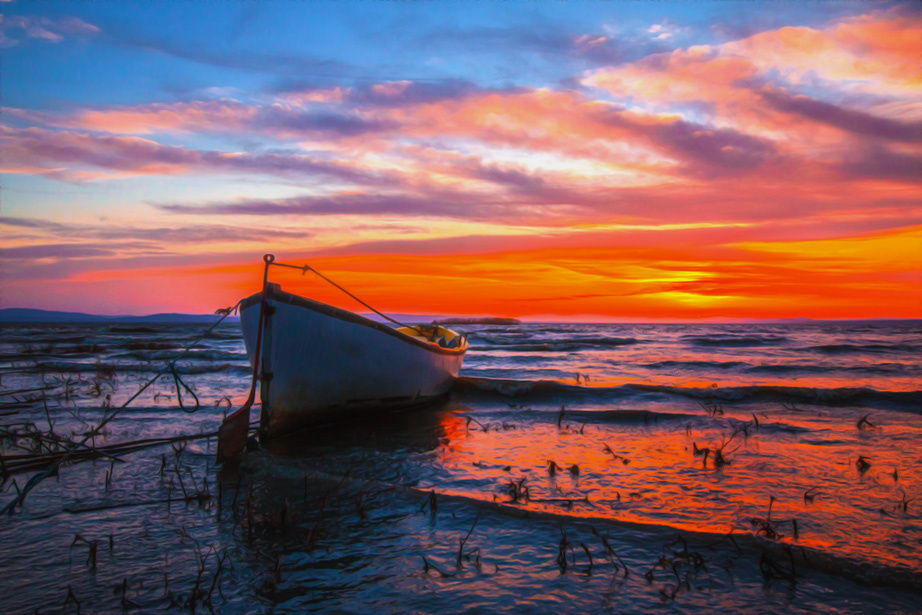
(1, 320), (920, 613)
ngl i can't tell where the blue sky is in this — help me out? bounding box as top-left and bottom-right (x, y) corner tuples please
(6, 0), (891, 109)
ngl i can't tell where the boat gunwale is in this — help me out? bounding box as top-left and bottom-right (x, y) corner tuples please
(240, 287), (467, 357)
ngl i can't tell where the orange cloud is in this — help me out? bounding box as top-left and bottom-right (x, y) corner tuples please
(583, 48), (757, 107)
(30, 224), (917, 320)
(73, 100), (257, 134)
(583, 10), (921, 150)
(720, 9), (921, 95)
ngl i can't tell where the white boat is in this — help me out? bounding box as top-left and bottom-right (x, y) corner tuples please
(239, 282), (468, 439)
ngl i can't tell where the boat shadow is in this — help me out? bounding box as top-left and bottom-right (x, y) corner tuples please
(258, 395), (463, 460)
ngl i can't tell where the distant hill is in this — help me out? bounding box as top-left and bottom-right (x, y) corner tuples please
(435, 317), (522, 325)
(0, 308), (240, 324)
(0, 307), (454, 325)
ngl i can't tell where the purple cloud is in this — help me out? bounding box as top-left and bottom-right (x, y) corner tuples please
(0, 216), (314, 244)
(252, 107), (397, 137)
(760, 90), (922, 142)
(272, 78), (484, 108)
(652, 120), (775, 172)
(0, 244), (122, 260)
(839, 147), (922, 183)
(596, 109), (777, 174)
(156, 192), (499, 219)
(1, 126), (395, 185)
(20, 99), (400, 140)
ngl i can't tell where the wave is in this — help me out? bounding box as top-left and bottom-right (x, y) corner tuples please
(743, 364), (827, 374)
(453, 376), (922, 412)
(112, 349), (248, 362)
(802, 438), (849, 446)
(32, 361), (250, 375)
(680, 334), (789, 347)
(203, 330), (243, 340)
(0, 335), (89, 345)
(123, 341), (179, 351)
(108, 325), (158, 333)
(517, 407), (696, 423)
(640, 360), (912, 378)
(473, 337), (641, 351)
(743, 363), (920, 375)
(182, 350), (249, 361)
(0, 349), (107, 362)
(643, 360), (748, 370)
(809, 343), (921, 354)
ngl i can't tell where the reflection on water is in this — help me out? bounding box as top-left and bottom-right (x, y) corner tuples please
(1, 321), (921, 613)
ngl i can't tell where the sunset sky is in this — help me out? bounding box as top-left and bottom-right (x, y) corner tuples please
(2, 0), (920, 320)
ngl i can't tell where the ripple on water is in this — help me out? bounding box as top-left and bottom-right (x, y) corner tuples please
(1, 321), (921, 613)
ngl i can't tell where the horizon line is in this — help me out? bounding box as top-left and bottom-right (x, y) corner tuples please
(1, 307), (918, 325)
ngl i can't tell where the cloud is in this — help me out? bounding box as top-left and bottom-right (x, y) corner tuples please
(580, 10), (921, 184)
(646, 22), (684, 41)
(582, 48), (758, 109)
(594, 108), (777, 174)
(14, 81), (778, 184)
(101, 29), (357, 79)
(149, 162), (921, 230)
(585, 10), (921, 115)
(251, 107), (397, 137)
(396, 146), (549, 193)
(759, 89), (922, 142)
(417, 24), (574, 56)
(0, 125), (395, 184)
(0, 216), (314, 245)
(0, 11), (359, 79)
(415, 23), (669, 69)
(276, 78), (484, 108)
(838, 147), (922, 183)
(722, 10), (921, 96)
(21, 99), (399, 140)
(0, 244), (119, 259)
(4, 9), (919, 243)
(650, 120), (776, 173)
(155, 191), (537, 222)
(0, 14), (99, 47)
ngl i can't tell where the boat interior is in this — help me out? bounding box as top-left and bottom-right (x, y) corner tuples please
(395, 325), (468, 350)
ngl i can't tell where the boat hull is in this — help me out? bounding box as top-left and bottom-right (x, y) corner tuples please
(240, 286), (466, 439)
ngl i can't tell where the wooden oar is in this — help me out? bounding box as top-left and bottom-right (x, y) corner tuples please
(216, 400), (252, 463)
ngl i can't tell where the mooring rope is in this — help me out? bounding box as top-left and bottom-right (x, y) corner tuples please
(270, 258), (424, 335)
(170, 362), (200, 413)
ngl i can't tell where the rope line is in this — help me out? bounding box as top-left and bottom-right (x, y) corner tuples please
(170, 363), (200, 413)
(270, 260), (423, 335)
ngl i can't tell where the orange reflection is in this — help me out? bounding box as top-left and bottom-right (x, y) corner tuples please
(429, 401), (922, 571)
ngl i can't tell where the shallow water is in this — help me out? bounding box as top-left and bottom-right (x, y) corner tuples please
(1, 320), (921, 613)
